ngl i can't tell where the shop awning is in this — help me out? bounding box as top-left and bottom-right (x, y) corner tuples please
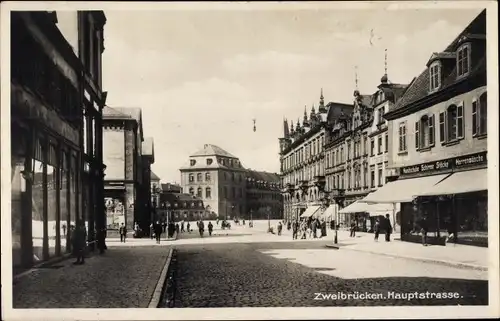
(338, 201), (393, 214)
(320, 204), (337, 219)
(418, 169), (487, 196)
(300, 205), (320, 218)
(362, 174), (449, 203)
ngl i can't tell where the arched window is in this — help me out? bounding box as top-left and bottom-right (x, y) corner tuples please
(197, 187), (202, 198)
(415, 114), (434, 149)
(197, 173), (202, 182)
(205, 172), (211, 181)
(206, 158), (213, 165)
(205, 187), (211, 199)
(189, 187), (194, 195)
(189, 174), (194, 182)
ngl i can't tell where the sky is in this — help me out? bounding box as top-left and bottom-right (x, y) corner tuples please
(101, 6), (484, 183)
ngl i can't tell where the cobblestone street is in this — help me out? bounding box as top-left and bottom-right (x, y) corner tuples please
(13, 247), (171, 308)
(172, 241), (488, 307)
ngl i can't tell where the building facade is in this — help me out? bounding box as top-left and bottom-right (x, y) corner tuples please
(140, 137), (155, 229)
(102, 107), (144, 232)
(368, 10), (487, 247)
(279, 90), (354, 223)
(10, 11), (106, 270)
(158, 189), (207, 222)
(179, 144), (247, 220)
(245, 170), (283, 220)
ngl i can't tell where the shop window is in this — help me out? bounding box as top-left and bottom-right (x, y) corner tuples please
(473, 92), (487, 137)
(456, 43), (470, 78)
(197, 173), (202, 182)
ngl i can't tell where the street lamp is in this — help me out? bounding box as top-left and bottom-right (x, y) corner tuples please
(331, 188), (345, 244)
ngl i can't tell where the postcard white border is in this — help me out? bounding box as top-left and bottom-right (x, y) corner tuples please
(1, 1), (499, 320)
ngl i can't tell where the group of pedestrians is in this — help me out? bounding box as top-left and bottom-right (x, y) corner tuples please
(289, 217), (328, 240)
(372, 214), (393, 242)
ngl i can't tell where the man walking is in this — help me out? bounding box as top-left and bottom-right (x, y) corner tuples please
(292, 220), (298, 240)
(277, 221), (283, 236)
(181, 221), (185, 233)
(208, 221), (214, 236)
(374, 218), (380, 241)
(384, 214), (393, 242)
(72, 221), (87, 265)
(154, 221), (163, 244)
(119, 223), (127, 243)
(198, 220), (205, 237)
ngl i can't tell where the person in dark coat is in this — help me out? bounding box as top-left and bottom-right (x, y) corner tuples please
(292, 220), (299, 240)
(97, 227), (107, 254)
(277, 221), (283, 235)
(385, 214), (393, 242)
(119, 223), (127, 243)
(420, 216), (428, 246)
(154, 221), (163, 244)
(175, 223), (180, 236)
(374, 218), (381, 241)
(312, 219), (318, 238)
(72, 221), (87, 264)
(187, 221), (191, 233)
(350, 221), (356, 237)
(181, 221), (185, 233)
(198, 220), (205, 237)
(208, 221), (214, 236)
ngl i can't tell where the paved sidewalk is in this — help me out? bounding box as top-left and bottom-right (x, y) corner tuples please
(334, 230), (488, 270)
(12, 246), (171, 308)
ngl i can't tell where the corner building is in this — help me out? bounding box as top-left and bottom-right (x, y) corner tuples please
(365, 10), (487, 247)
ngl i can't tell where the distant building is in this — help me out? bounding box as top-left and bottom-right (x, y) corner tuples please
(141, 137), (155, 229)
(179, 144), (247, 220)
(158, 190), (206, 222)
(245, 170), (283, 220)
(161, 183), (182, 194)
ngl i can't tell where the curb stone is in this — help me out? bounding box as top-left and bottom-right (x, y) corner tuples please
(149, 247), (174, 308)
(342, 247), (487, 271)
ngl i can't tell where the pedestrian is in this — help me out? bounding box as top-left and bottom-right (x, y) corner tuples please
(292, 220), (298, 240)
(350, 221), (356, 237)
(187, 221), (191, 233)
(97, 227), (106, 254)
(420, 216), (428, 246)
(181, 221), (185, 233)
(198, 220), (205, 237)
(312, 219), (318, 238)
(374, 218), (380, 241)
(154, 220), (162, 244)
(385, 214), (393, 242)
(287, 221), (291, 231)
(216, 218), (219, 226)
(119, 223), (127, 243)
(72, 221), (87, 265)
(277, 221), (282, 236)
(162, 221), (167, 233)
(175, 223), (180, 236)
(208, 221), (214, 236)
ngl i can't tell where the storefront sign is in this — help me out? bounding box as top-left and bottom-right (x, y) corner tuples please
(401, 151), (487, 175)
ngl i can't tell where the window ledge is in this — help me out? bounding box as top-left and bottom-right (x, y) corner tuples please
(397, 151), (408, 156)
(417, 146), (432, 152)
(443, 139), (460, 147)
(377, 152), (383, 155)
(474, 134), (487, 140)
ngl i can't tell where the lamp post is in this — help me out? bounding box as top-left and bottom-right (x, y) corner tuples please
(331, 188), (345, 244)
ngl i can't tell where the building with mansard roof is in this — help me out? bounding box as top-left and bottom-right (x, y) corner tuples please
(279, 90), (354, 223)
(365, 10), (487, 247)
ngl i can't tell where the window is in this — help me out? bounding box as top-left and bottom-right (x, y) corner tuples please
(377, 136), (382, 154)
(370, 139), (375, 156)
(429, 62), (441, 91)
(189, 174), (194, 182)
(205, 172), (211, 181)
(189, 187), (194, 195)
(347, 171), (351, 189)
(416, 115), (435, 149)
(197, 187), (202, 198)
(197, 173), (202, 182)
(440, 104), (464, 143)
(384, 134), (388, 153)
(231, 173), (235, 181)
(378, 108), (385, 124)
(398, 122), (407, 152)
(457, 44), (470, 77)
(473, 93), (487, 136)
(206, 158), (213, 165)
(370, 170), (375, 188)
(378, 168), (383, 186)
(190, 159), (196, 166)
(364, 164), (368, 188)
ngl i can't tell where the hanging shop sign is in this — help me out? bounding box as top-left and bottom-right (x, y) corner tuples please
(400, 151), (487, 175)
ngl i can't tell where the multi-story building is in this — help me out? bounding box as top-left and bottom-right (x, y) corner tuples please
(179, 144), (247, 220)
(10, 11), (106, 270)
(102, 107), (146, 232)
(279, 90), (354, 223)
(245, 170), (283, 220)
(331, 74), (408, 231)
(140, 137), (155, 228)
(365, 10), (487, 247)
(158, 189), (206, 222)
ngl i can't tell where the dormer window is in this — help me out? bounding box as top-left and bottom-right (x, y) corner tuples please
(190, 159), (196, 166)
(457, 43), (471, 78)
(206, 158), (213, 165)
(429, 61), (441, 92)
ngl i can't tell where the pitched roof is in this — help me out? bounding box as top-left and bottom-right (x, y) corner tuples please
(393, 11), (486, 111)
(190, 144), (238, 158)
(102, 106), (132, 120)
(246, 170), (280, 183)
(150, 171), (161, 181)
(112, 107), (142, 121)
